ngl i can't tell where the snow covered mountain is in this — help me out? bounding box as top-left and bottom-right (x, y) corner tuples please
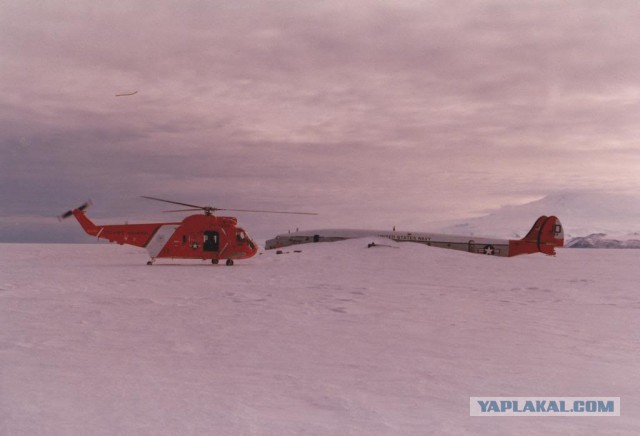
(566, 233), (640, 248)
(433, 190), (640, 244)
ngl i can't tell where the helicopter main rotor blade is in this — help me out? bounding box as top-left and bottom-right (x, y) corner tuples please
(142, 196), (317, 216)
(141, 196), (205, 210)
(217, 208), (318, 215)
(163, 208), (206, 213)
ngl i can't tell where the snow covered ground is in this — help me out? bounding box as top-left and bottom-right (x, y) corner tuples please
(2, 241), (639, 435)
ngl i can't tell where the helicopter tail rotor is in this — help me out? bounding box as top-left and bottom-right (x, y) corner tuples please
(58, 200), (92, 221)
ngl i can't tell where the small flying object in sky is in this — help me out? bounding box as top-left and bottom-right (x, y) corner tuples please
(115, 91), (138, 97)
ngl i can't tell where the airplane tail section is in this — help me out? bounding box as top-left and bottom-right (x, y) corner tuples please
(59, 201), (101, 237)
(509, 215), (564, 256)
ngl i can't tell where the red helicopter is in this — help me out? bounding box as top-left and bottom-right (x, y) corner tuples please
(59, 196), (317, 265)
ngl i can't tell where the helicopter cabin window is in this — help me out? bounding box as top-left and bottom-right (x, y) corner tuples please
(203, 231), (219, 252)
(236, 230), (246, 242)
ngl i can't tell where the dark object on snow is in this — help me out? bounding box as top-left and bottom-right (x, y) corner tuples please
(367, 242), (399, 249)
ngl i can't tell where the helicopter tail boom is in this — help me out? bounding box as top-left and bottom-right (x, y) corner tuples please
(59, 202), (100, 237)
(72, 209), (101, 237)
(61, 202), (165, 247)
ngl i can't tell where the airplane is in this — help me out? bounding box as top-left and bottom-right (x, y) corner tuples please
(59, 197), (316, 265)
(265, 215), (564, 257)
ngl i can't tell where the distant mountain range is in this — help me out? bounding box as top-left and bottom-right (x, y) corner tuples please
(432, 190), (640, 248)
(565, 233), (640, 248)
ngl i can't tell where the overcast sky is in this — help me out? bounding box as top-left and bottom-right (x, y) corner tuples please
(2, 0), (640, 242)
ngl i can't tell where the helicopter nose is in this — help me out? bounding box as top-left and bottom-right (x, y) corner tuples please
(248, 239), (259, 255)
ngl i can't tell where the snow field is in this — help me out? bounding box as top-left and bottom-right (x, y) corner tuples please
(1, 241), (639, 435)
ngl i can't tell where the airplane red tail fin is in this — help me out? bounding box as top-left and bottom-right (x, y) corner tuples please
(509, 215), (564, 256)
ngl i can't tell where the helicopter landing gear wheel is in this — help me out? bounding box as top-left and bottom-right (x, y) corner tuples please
(147, 260), (153, 266)
(211, 259), (219, 265)
(226, 259), (234, 266)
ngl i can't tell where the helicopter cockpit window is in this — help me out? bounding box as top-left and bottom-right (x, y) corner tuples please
(236, 230), (246, 242)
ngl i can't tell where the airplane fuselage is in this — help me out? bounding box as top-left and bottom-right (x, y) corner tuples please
(266, 229), (511, 256)
(265, 216), (564, 257)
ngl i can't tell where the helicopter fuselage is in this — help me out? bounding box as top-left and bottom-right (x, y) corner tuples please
(71, 209), (258, 263)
